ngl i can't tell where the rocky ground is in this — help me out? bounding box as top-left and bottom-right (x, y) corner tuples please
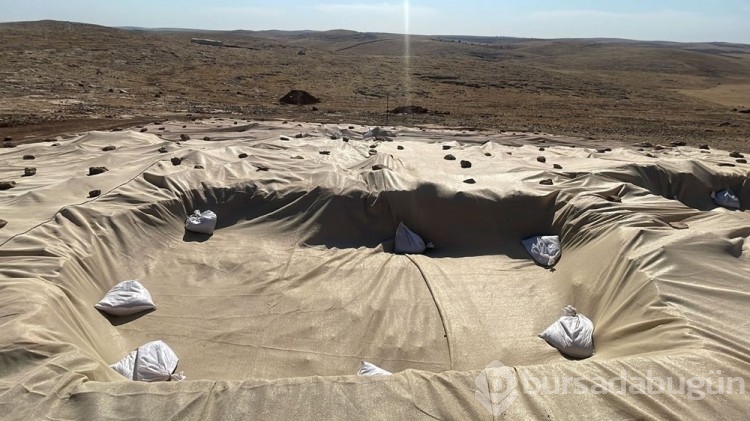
(1, 20), (749, 150)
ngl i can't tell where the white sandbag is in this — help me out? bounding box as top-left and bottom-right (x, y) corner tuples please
(357, 361), (392, 376)
(111, 340), (185, 382)
(394, 222), (434, 254)
(185, 209), (217, 234)
(522, 235), (561, 267)
(94, 280), (155, 316)
(711, 189), (740, 209)
(539, 305), (594, 359)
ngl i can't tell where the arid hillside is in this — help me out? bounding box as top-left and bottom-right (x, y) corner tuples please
(1, 20), (749, 149)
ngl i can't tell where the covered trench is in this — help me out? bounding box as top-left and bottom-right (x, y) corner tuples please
(0, 122), (748, 419)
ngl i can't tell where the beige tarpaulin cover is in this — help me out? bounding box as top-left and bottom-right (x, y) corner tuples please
(0, 120), (748, 419)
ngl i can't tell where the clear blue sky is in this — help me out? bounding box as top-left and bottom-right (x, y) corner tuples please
(1, 0), (748, 43)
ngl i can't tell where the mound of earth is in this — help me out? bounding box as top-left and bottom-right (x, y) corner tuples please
(279, 90), (320, 105)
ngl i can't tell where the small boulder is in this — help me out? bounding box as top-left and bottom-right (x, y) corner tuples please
(737, 159), (747, 164)
(539, 179), (553, 185)
(372, 164), (387, 171)
(671, 141), (687, 146)
(320, 151), (331, 155)
(102, 145), (116, 151)
(699, 144), (710, 150)
(203, 136), (211, 141)
(605, 195), (622, 203)
(553, 164), (563, 169)
(537, 156), (546, 163)
(51, 143), (60, 147)
(397, 145), (404, 150)
(539, 147), (545, 151)
(238, 153), (248, 159)
(729, 151), (744, 158)
(88, 167), (108, 176)
(295, 133), (304, 138)
(140, 128), (148, 132)
(3, 142), (15, 148)
(280, 136), (290, 141)
(596, 147), (612, 153)
(279, 90), (320, 105)
(0, 219), (7, 229)
(442, 145), (451, 150)
(460, 160), (472, 169)
(89, 189), (101, 198)
(23, 167), (36, 177)
(3, 136), (11, 142)
(342, 137), (349, 142)
(23, 155), (35, 160)
(158, 146), (168, 153)
(171, 157), (182, 166)
(180, 134), (190, 141)
(368, 150), (377, 156)
(255, 165), (269, 171)
(444, 154), (456, 161)
(0, 181), (16, 190)
(463, 178), (476, 184)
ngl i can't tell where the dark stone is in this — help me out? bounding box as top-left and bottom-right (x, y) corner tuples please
(237, 153), (248, 159)
(23, 155), (35, 160)
(539, 179), (553, 185)
(342, 137), (349, 142)
(484, 152), (491, 157)
(158, 127), (165, 131)
(102, 145), (116, 151)
(158, 146), (168, 153)
(654, 145), (665, 151)
(553, 164), (563, 169)
(279, 90), (320, 105)
(370, 144), (378, 149)
(444, 154), (456, 161)
(368, 150), (377, 156)
(282, 121), (288, 124)
(699, 144), (710, 150)
(23, 167), (36, 177)
(180, 134), (190, 141)
(194, 164), (205, 169)
(397, 145), (404, 150)
(171, 157), (182, 166)
(255, 165), (269, 171)
(737, 159), (747, 164)
(311, 106), (319, 111)
(0, 181), (16, 190)
(279, 136), (291, 141)
(718, 163), (736, 167)
(349, 126), (355, 129)
(111, 128), (122, 132)
(88, 166), (108, 176)
(330, 135), (339, 140)
(729, 151), (744, 158)
(390, 105), (429, 114)
(460, 160), (472, 168)
(140, 128), (148, 132)
(646, 153), (656, 158)
(320, 151), (331, 155)
(671, 141), (687, 146)
(4, 136), (12, 141)
(536, 156), (546, 163)
(295, 133), (304, 138)
(463, 178), (476, 184)
(539, 147), (545, 151)
(372, 164), (387, 170)
(596, 147), (612, 153)
(442, 145), (451, 150)
(3, 142), (15, 148)
(88, 189), (101, 198)
(605, 195), (622, 203)
(203, 136), (211, 141)
(0, 219), (7, 229)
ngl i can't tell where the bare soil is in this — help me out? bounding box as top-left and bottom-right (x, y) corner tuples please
(1, 20), (749, 150)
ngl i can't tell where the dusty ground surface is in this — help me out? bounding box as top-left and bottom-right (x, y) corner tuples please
(1, 20), (749, 150)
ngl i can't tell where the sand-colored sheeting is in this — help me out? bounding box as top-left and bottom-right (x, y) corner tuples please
(0, 119), (748, 419)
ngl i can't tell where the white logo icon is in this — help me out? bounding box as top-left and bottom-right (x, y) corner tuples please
(475, 360), (520, 415)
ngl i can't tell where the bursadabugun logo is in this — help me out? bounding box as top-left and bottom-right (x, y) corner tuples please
(474, 360), (520, 415)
